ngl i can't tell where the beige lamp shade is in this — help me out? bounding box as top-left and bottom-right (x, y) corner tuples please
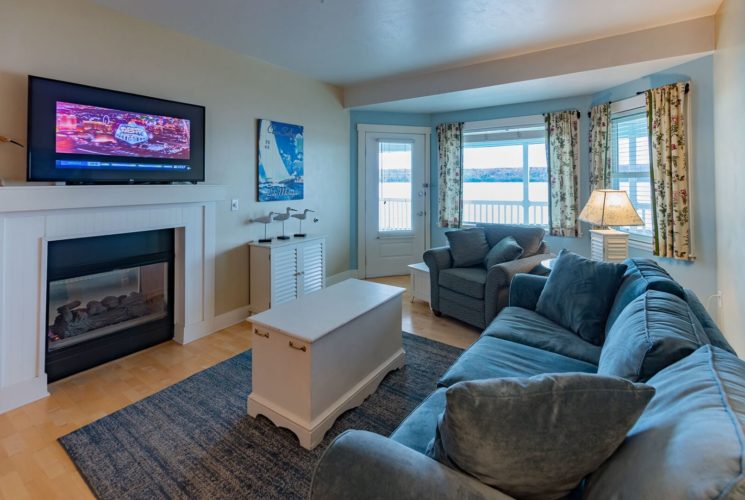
(579, 189), (644, 227)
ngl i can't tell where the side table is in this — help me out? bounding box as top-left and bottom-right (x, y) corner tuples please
(407, 262), (430, 304)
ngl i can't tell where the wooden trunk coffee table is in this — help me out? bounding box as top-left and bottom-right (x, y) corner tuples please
(247, 279), (405, 449)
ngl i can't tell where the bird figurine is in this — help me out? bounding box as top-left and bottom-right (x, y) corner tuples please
(291, 209), (316, 237)
(250, 212), (275, 243)
(273, 207), (297, 240)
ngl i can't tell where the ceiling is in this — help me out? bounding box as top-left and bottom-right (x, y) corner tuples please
(356, 55), (705, 113)
(94, 0), (720, 87)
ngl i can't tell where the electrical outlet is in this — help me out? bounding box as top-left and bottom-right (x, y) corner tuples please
(231, 199), (239, 211)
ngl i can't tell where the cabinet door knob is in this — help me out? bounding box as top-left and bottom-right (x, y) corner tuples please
(288, 340), (307, 352)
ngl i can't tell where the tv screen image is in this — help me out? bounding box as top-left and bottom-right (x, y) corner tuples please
(28, 76), (205, 183)
(55, 102), (191, 160)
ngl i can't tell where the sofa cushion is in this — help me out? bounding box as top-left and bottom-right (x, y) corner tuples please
(598, 291), (708, 382)
(389, 388), (446, 454)
(536, 250), (626, 346)
(438, 336), (597, 388)
(585, 345), (745, 499)
(483, 236), (523, 269)
(483, 307), (601, 364)
(427, 374), (654, 500)
(478, 223), (545, 257)
(438, 267), (487, 299)
(445, 228), (490, 267)
(605, 258), (685, 335)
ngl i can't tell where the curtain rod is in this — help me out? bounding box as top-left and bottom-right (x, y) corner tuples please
(635, 82), (690, 96)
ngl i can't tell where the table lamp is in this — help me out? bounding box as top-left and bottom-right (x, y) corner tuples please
(579, 189), (644, 261)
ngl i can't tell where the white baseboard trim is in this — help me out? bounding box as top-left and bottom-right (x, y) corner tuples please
(0, 375), (48, 414)
(327, 269), (360, 286)
(212, 305), (251, 331)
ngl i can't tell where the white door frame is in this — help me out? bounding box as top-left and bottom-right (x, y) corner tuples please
(357, 124), (431, 278)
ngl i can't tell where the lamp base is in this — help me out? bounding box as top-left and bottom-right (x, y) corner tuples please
(590, 229), (629, 262)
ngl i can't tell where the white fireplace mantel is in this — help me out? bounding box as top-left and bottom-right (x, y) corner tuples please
(0, 184), (226, 413)
(0, 184), (226, 213)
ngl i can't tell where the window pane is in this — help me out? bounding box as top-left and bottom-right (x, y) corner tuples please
(610, 111), (653, 236)
(528, 143), (547, 168)
(378, 141), (412, 232)
(461, 126), (547, 227)
(528, 142), (548, 203)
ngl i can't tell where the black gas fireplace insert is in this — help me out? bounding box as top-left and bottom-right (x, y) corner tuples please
(46, 229), (174, 382)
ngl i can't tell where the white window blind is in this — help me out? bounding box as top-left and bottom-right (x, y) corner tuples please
(462, 122), (548, 226)
(610, 110), (653, 239)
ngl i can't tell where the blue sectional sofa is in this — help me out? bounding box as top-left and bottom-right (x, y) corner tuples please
(310, 259), (745, 499)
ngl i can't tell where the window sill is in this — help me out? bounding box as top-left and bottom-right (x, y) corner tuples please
(627, 235), (653, 253)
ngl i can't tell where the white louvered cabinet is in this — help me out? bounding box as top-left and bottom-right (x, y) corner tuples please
(249, 235), (326, 313)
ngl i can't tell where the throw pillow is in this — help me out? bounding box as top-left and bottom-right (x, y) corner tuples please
(426, 374), (654, 500)
(585, 345), (745, 499)
(598, 290), (708, 382)
(483, 236), (523, 269)
(535, 250), (626, 345)
(445, 228), (489, 268)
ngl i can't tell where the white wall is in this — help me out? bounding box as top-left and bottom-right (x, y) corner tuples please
(0, 0), (350, 316)
(714, 0), (745, 354)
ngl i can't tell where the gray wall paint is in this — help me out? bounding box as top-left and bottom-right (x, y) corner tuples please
(714, 0), (745, 354)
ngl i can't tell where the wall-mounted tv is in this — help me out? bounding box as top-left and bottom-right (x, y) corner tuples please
(27, 76), (205, 184)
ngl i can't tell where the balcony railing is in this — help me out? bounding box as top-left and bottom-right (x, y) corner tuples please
(379, 198), (412, 232)
(379, 197), (651, 234)
(379, 197), (550, 230)
(463, 199), (548, 226)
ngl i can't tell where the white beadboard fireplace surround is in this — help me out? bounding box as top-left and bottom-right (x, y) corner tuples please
(0, 184), (226, 413)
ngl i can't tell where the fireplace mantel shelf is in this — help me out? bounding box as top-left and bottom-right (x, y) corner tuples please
(0, 184), (226, 213)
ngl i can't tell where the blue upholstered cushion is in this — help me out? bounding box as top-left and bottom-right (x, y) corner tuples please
(389, 388), (446, 454)
(445, 228), (490, 268)
(598, 290), (709, 382)
(598, 291), (708, 382)
(605, 258), (685, 335)
(438, 335), (597, 388)
(483, 236), (523, 269)
(483, 307), (602, 364)
(536, 250), (627, 345)
(426, 374), (654, 499)
(585, 345), (745, 499)
(438, 267), (487, 299)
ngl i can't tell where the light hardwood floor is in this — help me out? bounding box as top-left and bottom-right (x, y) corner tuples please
(0, 275), (479, 499)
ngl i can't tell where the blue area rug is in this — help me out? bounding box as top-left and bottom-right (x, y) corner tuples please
(59, 333), (462, 499)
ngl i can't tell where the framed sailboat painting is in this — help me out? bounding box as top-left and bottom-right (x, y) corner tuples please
(257, 119), (304, 201)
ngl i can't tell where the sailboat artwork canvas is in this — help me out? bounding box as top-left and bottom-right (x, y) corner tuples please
(257, 119), (304, 201)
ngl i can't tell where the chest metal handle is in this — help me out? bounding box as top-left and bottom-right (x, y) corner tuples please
(254, 329), (269, 338)
(289, 340), (307, 352)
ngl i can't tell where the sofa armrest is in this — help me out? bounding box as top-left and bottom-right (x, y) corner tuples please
(484, 253), (551, 323)
(509, 274), (548, 310)
(310, 430), (512, 500)
(423, 246), (453, 313)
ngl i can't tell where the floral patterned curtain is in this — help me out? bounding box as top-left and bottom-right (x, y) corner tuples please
(545, 111), (580, 237)
(589, 103), (611, 192)
(646, 82), (693, 260)
(437, 122), (464, 228)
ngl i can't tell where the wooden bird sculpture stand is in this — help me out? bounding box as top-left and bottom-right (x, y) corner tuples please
(292, 209), (316, 237)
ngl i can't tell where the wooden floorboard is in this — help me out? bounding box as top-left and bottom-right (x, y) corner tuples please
(0, 276), (479, 498)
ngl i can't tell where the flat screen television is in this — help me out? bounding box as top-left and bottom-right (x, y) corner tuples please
(27, 76), (205, 184)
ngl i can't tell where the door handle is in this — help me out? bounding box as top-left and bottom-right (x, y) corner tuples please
(417, 211), (425, 216)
